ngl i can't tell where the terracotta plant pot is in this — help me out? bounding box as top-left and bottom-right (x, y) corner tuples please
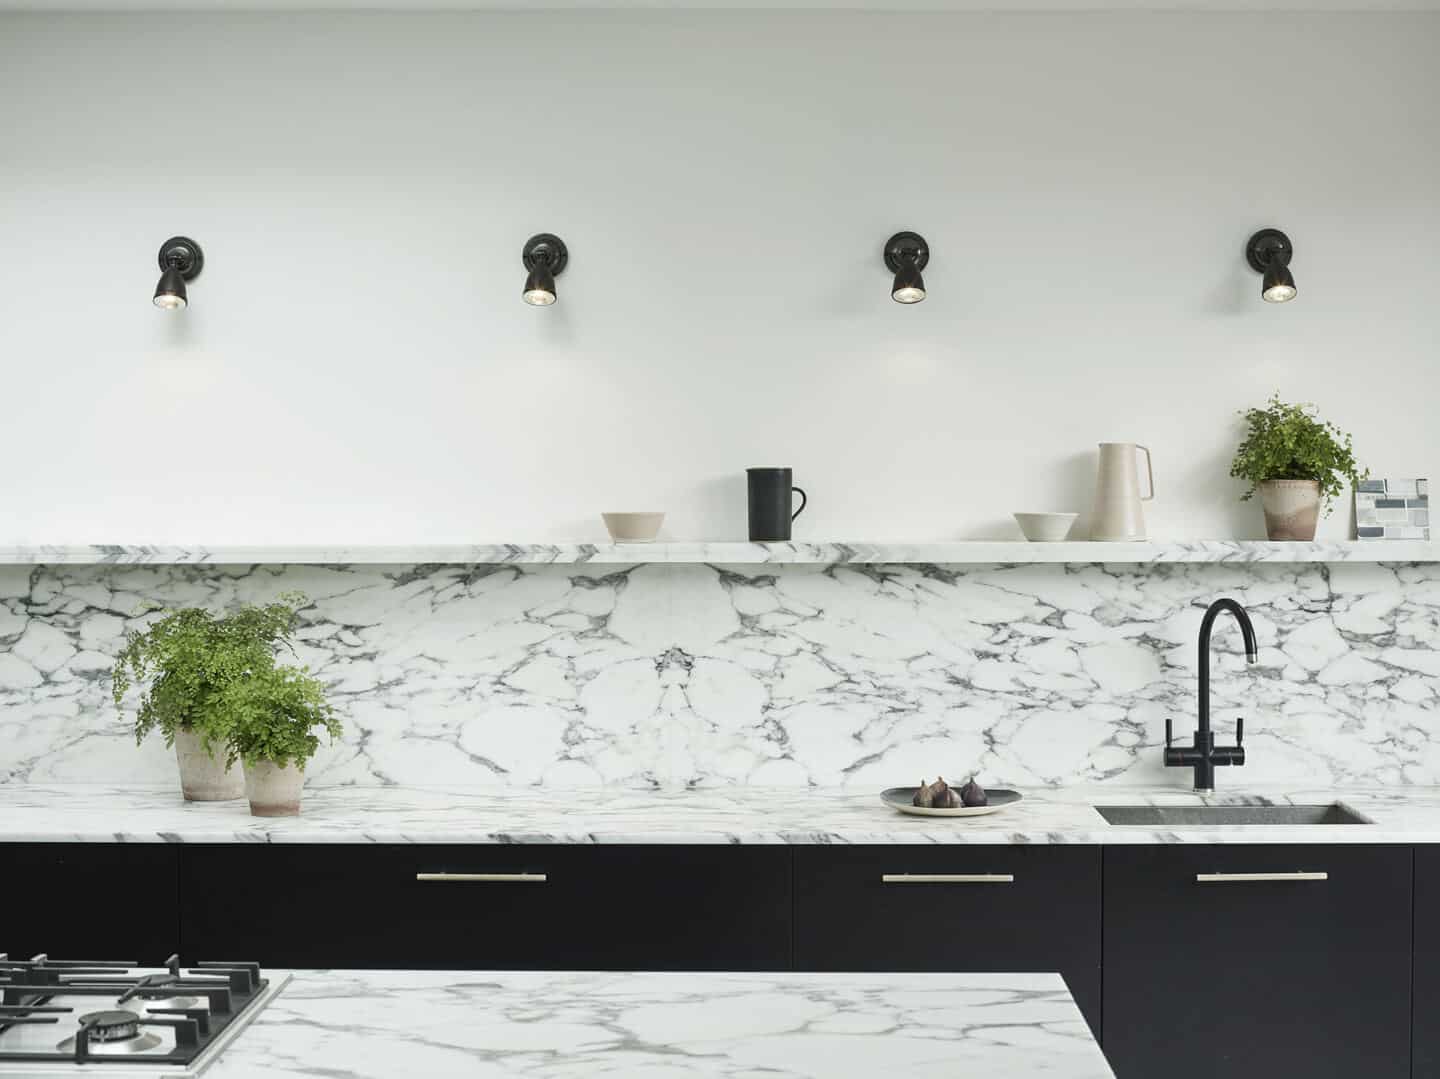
(1259, 479), (1321, 541)
(173, 727), (245, 802)
(243, 759), (306, 817)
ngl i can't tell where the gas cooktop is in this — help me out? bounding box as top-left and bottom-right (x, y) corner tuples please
(0, 954), (288, 1077)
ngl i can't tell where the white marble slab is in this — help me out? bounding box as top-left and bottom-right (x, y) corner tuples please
(3, 783), (1439, 845)
(5, 559), (1439, 790)
(206, 969), (1115, 1079)
(2, 540), (1438, 565)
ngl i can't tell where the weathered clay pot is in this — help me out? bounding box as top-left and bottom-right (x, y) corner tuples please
(243, 759), (306, 817)
(1259, 479), (1321, 541)
(174, 727), (245, 801)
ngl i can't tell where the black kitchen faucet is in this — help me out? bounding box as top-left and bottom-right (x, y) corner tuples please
(1164, 597), (1258, 791)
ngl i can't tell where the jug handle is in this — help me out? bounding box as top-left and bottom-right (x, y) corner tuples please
(1136, 444), (1155, 502)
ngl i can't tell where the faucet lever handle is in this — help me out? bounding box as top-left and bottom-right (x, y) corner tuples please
(1165, 718), (1173, 749)
(1235, 716), (1243, 747)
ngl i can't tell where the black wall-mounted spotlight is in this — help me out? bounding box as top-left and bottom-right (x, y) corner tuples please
(522, 234), (568, 306)
(1246, 228), (1296, 304)
(884, 232), (929, 304)
(153, 237), (203, 310)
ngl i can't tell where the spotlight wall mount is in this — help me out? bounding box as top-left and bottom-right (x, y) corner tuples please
(1246, 228), (1296, 304)
(522, 233), (568, 306)
(884, 231), (929, 304)
(153, 236), (203, 310)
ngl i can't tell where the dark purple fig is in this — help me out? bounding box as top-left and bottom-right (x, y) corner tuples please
(960, 778), (988, 807)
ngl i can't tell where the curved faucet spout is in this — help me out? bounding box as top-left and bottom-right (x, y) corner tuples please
(1200, 597), (1259, 673)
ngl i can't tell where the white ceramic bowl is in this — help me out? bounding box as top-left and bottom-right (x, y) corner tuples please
(1013, 512), (1078, 542)
(602, 512), (665, 543)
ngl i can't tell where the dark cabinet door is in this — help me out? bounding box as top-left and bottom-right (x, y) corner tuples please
(1415, 847), (1440, 1078)
(1104, 845), (1411, 1079)
(0, 844), (179, 962)
(179, 844), (791, 971)
(794, 846), (1102, 1035)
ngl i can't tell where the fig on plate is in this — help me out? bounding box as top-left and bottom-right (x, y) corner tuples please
(959, 778), (988, 807)
(934, 784), (961, 809)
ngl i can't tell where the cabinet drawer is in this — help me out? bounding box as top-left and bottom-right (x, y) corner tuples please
(179, 844), (790, 971)
(794, 846), (1101, 1034)
(1104, 844), (1411, 1079)
(1, 844), (178, 962)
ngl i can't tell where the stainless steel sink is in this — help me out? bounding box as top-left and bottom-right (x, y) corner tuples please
(1096, 803), (1372, 826)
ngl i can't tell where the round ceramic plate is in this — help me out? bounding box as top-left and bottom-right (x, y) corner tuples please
(880, 787), (1023, 817)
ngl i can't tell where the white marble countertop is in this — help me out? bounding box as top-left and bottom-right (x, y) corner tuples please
(4, 783), (1440, 845)
(207, 969), (1114, 1078)
(2, 540), (1437, 565)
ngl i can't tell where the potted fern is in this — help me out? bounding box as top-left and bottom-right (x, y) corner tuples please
(1230, 395), (1366, 540)
(110, 595), (305, 801)
(217, 664), (341, 816)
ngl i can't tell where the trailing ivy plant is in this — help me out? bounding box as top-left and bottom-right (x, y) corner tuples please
(1229, 394), (1366, 515)
(111, 594), (307, 753)
(215, 664), (341, 770)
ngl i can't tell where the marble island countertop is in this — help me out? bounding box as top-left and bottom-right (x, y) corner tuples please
(207, 969), (1114, 1078)
(6, 783), (1440, 845)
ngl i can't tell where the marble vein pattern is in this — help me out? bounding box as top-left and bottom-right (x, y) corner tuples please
(2, 560), (1438, 789)
(3, 783), (1440, 845)
(206, 970), (1115, 1079)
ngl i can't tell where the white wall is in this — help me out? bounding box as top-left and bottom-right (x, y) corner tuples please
(1, 11), (1435, 545)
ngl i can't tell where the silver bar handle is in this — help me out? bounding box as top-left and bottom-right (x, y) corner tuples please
(416, 872), (548, 883)
(1196, 871), (1328, 883)
(881, 873), (1015, 884)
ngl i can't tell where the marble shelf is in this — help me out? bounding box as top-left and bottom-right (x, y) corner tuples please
(0, 539), (1437, 566)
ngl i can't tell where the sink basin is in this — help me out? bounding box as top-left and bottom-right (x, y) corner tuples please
(1096, 803), (1372, 826)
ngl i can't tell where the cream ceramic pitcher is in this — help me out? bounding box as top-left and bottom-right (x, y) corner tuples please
(1090, 442), (1154, 541)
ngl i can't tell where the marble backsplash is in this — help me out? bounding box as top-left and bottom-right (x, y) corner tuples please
(1, 560), (1437, 789)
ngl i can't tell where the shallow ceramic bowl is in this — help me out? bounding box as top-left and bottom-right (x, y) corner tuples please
(602, 512), (665, 543)
(881, 787), (1023, 818)
(1013, 512), (1078, 542)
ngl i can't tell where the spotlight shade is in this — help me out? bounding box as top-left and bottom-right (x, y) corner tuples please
(523, 265), (557, 306)
(1262, 262), (1296, 303)
(522, 233), (568, 307)
(891, 263), (926, 304)
(153, 267), (188, 309)
(883, 231), (930, 306)
(1245, 228), (1295, 305)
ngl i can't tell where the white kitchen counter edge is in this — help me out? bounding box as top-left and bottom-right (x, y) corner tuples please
(3, 784), (1439, 845)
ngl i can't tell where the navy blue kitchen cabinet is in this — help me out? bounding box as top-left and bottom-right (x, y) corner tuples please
(1103, 845), (1412, 1079)
(177, 844), (792, 971)
(1, 844), (179, 962)
(793, 846), (1103, 1036)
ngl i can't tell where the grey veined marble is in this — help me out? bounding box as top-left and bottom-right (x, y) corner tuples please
(205, 970), (1115, 1079)
(2, 560), (1438, 789)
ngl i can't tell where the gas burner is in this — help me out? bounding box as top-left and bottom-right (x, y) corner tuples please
(77, 1011), (141, 1042)
(56, 1011), (164, 1055)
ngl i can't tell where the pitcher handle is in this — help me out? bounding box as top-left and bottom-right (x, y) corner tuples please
(1136, 445), (1155, 502)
